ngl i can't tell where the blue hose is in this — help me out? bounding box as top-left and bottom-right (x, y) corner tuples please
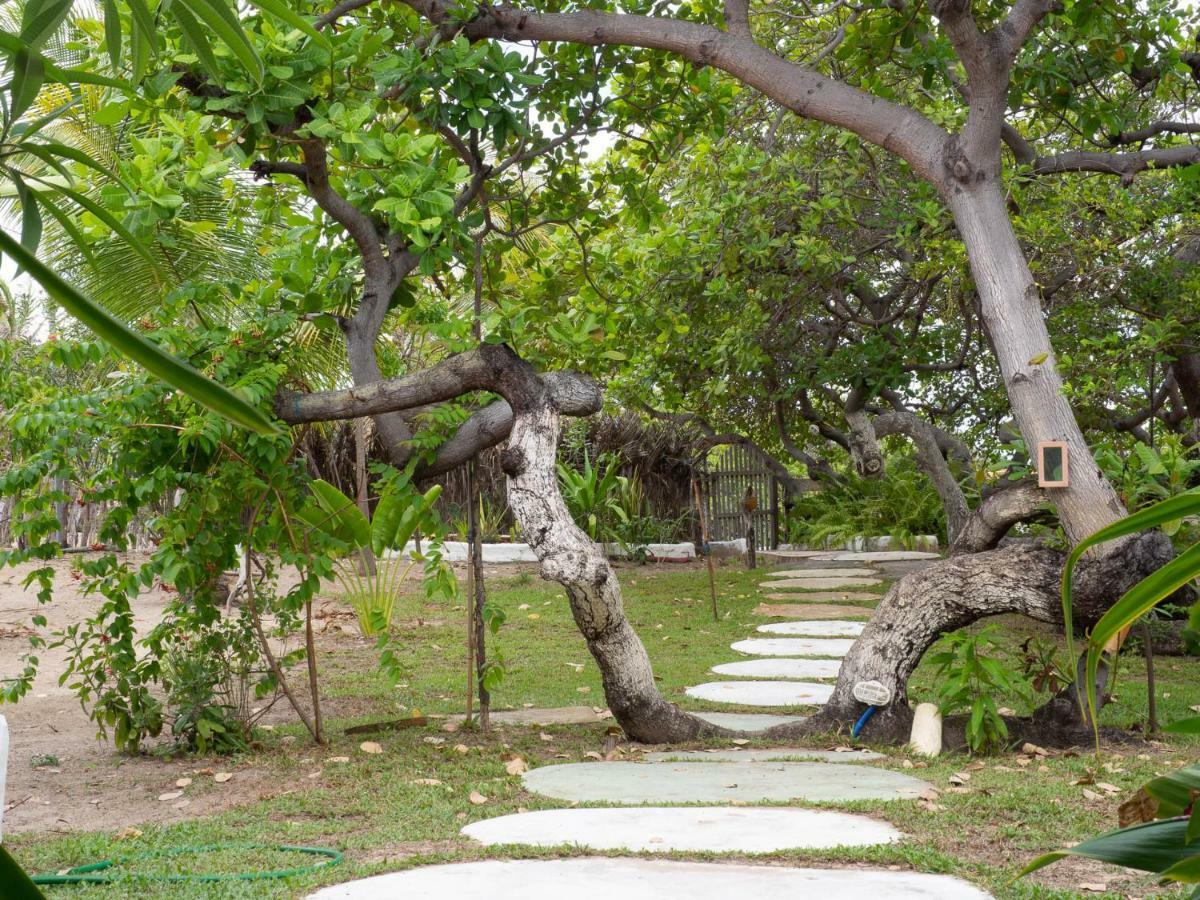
(851, 705), (877, 738)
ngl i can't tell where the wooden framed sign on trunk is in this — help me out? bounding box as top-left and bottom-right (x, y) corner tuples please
(1037, 442), (1069, 488)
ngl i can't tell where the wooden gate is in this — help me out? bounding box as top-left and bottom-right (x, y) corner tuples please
(703, 444), (779, 549)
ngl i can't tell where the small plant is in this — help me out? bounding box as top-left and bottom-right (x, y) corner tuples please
(301, 479), (444, 637)
(928, 625), (1032, 753)
(557, 452), (623, 541)
(29, 753), (59, 768)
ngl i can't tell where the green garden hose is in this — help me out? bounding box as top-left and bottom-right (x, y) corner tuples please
(30, 842), (342, 885)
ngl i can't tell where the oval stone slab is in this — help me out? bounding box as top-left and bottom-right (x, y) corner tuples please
(692, 711), (805, 732)
(462, 806), (901, 853)
(521, 761), (934, 803)
(758, 620), (865, 637)
(712, 658), (841, 679)
(732, 637), (855, 657)
(308, 859), (994, 900)
(766, 568), (878, 578)
(765, 577), (882, 590)
(645, 747), (885, 762)
(686, 680), (834, 706)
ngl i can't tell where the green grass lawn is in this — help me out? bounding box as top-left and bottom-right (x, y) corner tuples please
(7, 559), (1199, 899)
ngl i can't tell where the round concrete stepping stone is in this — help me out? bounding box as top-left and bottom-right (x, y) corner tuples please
(712, 658), (841, 679)
(761, 549), (831, 558)
(765, 577), (882, 590)
(758, 620), (865, 637)
(732, 637), (855, 657)
(645, 747), (886, 763)
(308, 859), (994, 900)
(521, 760), (934, 803)
(686, 680), (834, 707)
(692, 711), (805, 732)
(767, 567), (878, 578)
(813, 550), (940, 562)
(759, 595), (879, 607)
(462, 805), (901, 853)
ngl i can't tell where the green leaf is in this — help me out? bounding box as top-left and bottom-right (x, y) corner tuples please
(310, 480), (370, 549)
(246, 0), (331, 50)
(1020, 817), (1196, 878)
(20, 0), (74, 50)
(0, 229), (279, 435)
(171, 2), (222, 82)
(13, 177), (42, 257)
(103, 0), (122, 70)
(9, 47), (45, 121)
(1083, 540), (1200, 731)
(126, 0), (160, 55)
(30, 177), (163, 276)
(1160, 853), (1200, 884)
(178, 0), (264, 82)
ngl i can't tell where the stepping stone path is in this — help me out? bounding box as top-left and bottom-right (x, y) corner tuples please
(766, 567), (879, 578)
(712, 658), (841, 679)
(310, 859), (993, 900)
(812, 550), (940, 562)
(766, 576), (882, 590)
(312, 548), (994, 900)
(731, 637), (855, 657)
(462, 806), (901, 853)
(692, 711), (804, 731)
(521, 761), (932, 803)
(644, 747), (884, 762)
(758, 620), (865, 636)
(758, 595), (879, 607)
(686, 680), (834, 706)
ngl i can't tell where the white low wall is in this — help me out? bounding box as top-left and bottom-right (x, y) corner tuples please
(390, 540), (696, 563)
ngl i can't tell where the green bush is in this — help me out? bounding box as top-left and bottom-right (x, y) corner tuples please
(783, 456), (946, 549)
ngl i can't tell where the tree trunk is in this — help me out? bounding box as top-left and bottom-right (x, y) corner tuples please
(946, 183), (1126, 544)
(496, 349), (723, 743)
(794, 532), (1174, 744)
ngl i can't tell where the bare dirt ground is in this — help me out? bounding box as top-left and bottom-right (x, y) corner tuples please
(0, 554), (305, 834)
(0, 553), (551, 836)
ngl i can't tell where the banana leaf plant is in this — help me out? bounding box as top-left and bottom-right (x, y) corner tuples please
(1021, 760), (1200, 895)
(1025, 489), (1200, 892)
(298, 480), (443, 636)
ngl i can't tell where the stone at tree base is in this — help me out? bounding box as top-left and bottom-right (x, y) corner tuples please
(447, 706), (605, 726)
(766, 567), (879, 578)
(685, 680), (834, 707)
(758, 620), (865, 637)
(521, 761), (933, 803)
(307, 859), (994, 900)
(644, 748), (886, 762)
(712, 658), (841, 679)
(910, 702), (943, 757)
(764, 577), (882, 590)
(461, 806), (901, 852)
(692, 712), (806, 731)
(732, 637), (856, 657)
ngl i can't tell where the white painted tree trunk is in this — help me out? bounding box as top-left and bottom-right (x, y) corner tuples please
(500, 378), (720, 742)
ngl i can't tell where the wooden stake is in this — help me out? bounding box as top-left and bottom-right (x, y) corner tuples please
(692, 479), (719, 622)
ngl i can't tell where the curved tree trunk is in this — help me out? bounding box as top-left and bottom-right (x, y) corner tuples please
(493, 347), (723, 742)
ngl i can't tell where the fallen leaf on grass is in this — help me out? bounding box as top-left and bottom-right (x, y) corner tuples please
(454, 744), (470, 754)
(157, 791), (184, 802)
(1077, 884), (1107, 893)
(949, 772), (971, 785)
(213, 772), (233, 784)
(539, 733), (554, 742)
(505, 757), (528, 775)
(327, 756), (350, 764)
(175, 777), (192, 788)
(113, 827), (142, 841)
(412, 778), (442, 786)
(360, 742), (384, 755)
(731, 739), (749, 746)
(584, 751), (603, 760)
(469, 791), (488, 805)
(1081, 788), (1102, 801)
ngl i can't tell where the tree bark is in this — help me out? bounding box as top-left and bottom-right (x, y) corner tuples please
(874, 410), (971, 545)
(489, 346), (723, 742)
(946, 182), (1127, 544)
